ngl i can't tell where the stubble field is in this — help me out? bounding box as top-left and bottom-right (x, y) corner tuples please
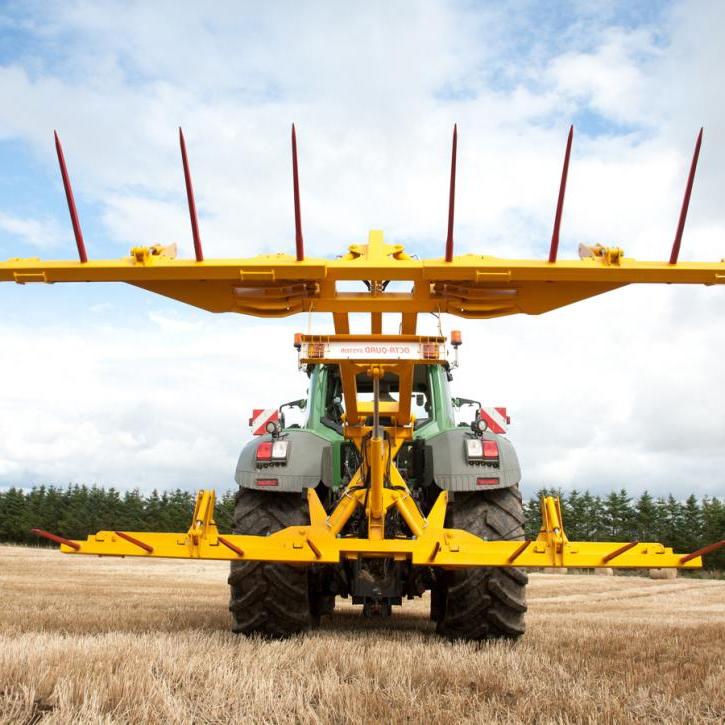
(0, 545), (723, 724)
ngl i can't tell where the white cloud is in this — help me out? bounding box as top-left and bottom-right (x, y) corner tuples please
(548, 29), (657, 124)
(0, 1), (724, 499)
(0, 211), (62, 249)
(0, 314), (306, 491)
(444, 285), (725, 498)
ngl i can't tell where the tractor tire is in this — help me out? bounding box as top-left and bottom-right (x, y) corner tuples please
(434, 487), (527, 641)
(228, 489), (317, 637)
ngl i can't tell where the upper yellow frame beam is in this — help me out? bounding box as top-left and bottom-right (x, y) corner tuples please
(2, 230), (724, 320)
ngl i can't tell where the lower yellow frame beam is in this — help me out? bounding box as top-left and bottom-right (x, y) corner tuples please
(46, 491), (710, 570)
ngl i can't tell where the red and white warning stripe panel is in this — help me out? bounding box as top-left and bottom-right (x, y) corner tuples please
(479, 407), (510, 434)
(249, 409), (279, 436)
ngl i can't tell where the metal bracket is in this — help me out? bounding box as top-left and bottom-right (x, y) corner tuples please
(578, 243), (623, 265)
(186, 489), (220, 553)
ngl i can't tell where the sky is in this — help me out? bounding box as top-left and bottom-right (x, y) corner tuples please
(0, 0), (724, 500)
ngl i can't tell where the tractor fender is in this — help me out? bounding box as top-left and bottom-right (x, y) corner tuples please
(235, 429), (332, 492)
(425, 428), (521, 491)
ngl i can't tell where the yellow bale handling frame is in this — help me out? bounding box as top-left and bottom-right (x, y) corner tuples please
(13, 234), (725, 572)
(38, 487), (720, 571)
(3, 125), (725, 576)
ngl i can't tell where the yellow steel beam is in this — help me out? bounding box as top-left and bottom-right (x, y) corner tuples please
(368, 433), (386, 539)
(43, 491), (714, 570)
(51, 520), (707, 569)
(4, 250), (723, 284)
(3, 230), (723, 320)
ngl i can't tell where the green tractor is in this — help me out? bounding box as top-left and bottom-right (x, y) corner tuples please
(231, 360), (527, 639)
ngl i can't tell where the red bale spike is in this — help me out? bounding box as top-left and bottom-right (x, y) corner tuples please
(54, 131), (88, 263)
(508, 539), (531, 564)
(548, 125), (573, 263)
(291, 123), (304, 262)
(218, 536), (244, 557)
(31, 527), (81, 551)
(679, 538), (724, 565)
(429, 540), (441, 561)
(114, 530), (154, 553)
(602, 540), (639, 564)
(445, 123), (457, 263)
(669, 127), (703, 265)
(179, 127), (204, 262)
(306, 537), (322, 559)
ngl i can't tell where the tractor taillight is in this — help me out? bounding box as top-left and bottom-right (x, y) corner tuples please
(483, 440), (499, 460)
(465, 438), (500, 464)
(477, 477), (498, 486)
(256, 479), (279, 487)
(257, 440), (288, 464)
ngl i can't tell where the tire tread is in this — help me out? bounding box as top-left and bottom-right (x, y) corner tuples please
(228, 489), (314, 637)
(436, 488), (527, 640)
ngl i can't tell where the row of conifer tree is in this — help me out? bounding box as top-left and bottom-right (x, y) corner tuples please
(524, 488), (723, 569)
(0, 484), (722, 569)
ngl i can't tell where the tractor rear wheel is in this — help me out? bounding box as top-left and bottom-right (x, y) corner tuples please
(433, 487), (527, 640)
(228, 489), (317, 637)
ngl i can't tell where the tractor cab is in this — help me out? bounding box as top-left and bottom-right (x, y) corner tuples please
(301, 362), (456, 440)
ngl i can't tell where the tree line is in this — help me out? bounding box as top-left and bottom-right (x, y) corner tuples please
(0, 485), (237, 544)
(524, 488), (724, 570)
(0, 484), (723, 569)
